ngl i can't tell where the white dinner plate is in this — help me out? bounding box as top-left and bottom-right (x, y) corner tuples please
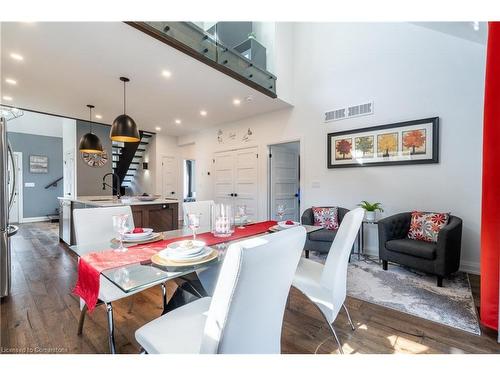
(277, 221), (300, 229)
(166, 240), (206, 255)
(121, 233), (159, 243)
(123, 228), (153, 239)
(158, 246), (212, 261)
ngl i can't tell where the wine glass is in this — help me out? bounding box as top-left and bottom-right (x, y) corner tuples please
(276, 204), (286, 221)
(187, 213), (201, 240)
(112, 214), (131, 252)
(236, 205), (247, 229)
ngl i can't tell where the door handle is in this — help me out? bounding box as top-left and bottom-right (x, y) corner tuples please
(294, 193), (299, 197)
(229, 193), (234, 197)
(171, 191), (175, 195)
(234, 193), (238, 197)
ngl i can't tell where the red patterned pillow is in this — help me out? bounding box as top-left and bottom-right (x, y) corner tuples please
(408, 211), (450, 243)
(312, 207), (339, 230)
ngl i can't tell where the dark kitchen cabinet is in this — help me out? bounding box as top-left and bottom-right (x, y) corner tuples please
(131, 203), (179, 232)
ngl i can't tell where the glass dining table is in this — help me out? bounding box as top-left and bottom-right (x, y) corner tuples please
(70, 224), (321, 312)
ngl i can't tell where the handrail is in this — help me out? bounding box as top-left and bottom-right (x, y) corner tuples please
(45, 176), (63, 189)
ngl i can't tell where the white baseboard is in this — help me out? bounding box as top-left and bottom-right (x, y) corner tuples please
(359, 247), (480, 275)
(21, 216), (50, 223)
(459, 260), (480, 275)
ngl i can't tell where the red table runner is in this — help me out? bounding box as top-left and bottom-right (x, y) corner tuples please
(73, 220), (277, 312)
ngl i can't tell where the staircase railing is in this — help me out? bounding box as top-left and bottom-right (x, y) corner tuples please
(126, 22), (277, 98)
(44, 176), (63, 189)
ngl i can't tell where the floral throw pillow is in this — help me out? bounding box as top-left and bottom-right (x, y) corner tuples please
(407, 211), (450, 243)
(312, 207), (339, 230)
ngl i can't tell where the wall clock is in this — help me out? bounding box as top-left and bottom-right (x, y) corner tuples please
(81, 150), (109, 168)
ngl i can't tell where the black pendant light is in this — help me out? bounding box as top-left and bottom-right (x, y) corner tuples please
(79, 104), (103, 154)
(110, 77), (140, 142)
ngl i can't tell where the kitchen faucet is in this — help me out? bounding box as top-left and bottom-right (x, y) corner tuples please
(102, 172), (121, 199)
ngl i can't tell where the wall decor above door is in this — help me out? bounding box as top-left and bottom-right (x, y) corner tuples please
(327, 117), (439, 168)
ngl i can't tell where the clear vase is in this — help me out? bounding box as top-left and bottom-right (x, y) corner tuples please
(212, 203), (235, 237)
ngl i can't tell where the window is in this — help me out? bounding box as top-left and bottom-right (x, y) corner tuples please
(183, 159), (196, 202)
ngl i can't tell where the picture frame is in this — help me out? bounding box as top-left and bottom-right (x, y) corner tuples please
(29, 155), (49, 173)
(327, 117), (439, 168)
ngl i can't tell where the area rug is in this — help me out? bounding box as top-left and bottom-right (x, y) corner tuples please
(347, 259), (481, 335)
(308, 253), (481, 335)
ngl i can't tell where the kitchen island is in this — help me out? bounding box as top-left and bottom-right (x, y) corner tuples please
(58, 196), (179, 245)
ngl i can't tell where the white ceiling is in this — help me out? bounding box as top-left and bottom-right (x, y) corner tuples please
(0, 22), (290, 136)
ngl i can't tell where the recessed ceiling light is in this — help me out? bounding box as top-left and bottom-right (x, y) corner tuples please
(5, 78), (17, 85)
(175, 119), (182, 125)
(245, 95), (254, 102)
(233, 98), (241, 106)
(200, 110), (207, 117)
(10, 53), (23, 61)
(95, 114), (103, 119)
(155, 126), (161, 131)
(162, 70), (172, 78)
(2, 96), (13, 101)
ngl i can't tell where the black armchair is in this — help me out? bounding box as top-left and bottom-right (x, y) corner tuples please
(301, 207), (349, 258)
(378, 212), (463, 287)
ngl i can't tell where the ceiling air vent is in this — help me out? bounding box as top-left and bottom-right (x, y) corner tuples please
(325, 101), (374, 123)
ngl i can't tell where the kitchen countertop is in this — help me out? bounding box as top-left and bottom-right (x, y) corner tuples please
(58, 195), (179, 207)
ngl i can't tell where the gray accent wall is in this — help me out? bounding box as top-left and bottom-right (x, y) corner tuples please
(7, 132), (63, 218)
(76, 121), (113, 196)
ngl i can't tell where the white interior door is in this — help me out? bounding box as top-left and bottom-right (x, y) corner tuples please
(233, 147), (259, 221)
(162, 156), (179, 200)
(213, 150), (235, 207)
(270, 143), (300, 221)
(8, 152), (21, 224)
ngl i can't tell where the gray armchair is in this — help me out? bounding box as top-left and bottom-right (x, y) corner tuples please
(378, 212), (463, 287)
(301, 207), (349, 258)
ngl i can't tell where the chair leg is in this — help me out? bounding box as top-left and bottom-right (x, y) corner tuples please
(305, 250), (310, 259)
(342, 303), (355, 331)
(77, 304), (88, 335)
(382, 260), (388, 270)
(161, 283), (168, 314)
(437, 276), (443, 287)
(327, 323), (344, 354)
(105, 302), (117, 354)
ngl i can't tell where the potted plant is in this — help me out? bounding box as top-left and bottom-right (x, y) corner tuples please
(358, 201), (384, 222)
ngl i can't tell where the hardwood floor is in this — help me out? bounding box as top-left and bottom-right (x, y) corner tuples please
(1, 222), (498, 354)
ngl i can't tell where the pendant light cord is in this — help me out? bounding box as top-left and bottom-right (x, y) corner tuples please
(123, 80), (126, 114)
(89, 106), (93, 134)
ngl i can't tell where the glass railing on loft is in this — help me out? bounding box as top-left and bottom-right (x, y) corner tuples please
(127, 21), (277, 98)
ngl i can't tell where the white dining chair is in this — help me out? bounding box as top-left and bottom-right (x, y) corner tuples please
(73, 206), (168, 354)
(135, 226), (306, 354)
(292, 207), (364, 354)
(182, 200), (215, 229)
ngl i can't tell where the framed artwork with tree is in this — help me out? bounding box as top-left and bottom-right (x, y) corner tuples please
(327, 117), (439, 168)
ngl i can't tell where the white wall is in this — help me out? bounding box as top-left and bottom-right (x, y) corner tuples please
(6, 110), (64, 138)
(177, 22), (486, 273)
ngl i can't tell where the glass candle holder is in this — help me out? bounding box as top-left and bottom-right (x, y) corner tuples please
(212, 203), (235, 237)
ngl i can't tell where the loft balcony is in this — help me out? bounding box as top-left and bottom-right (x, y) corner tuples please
(127, 22), (278, 98)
